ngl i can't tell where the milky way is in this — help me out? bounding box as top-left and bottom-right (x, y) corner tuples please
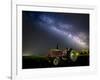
(22, 11), (89, 55)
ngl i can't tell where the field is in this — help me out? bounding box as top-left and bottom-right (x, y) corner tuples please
(22, 55), (89, 69)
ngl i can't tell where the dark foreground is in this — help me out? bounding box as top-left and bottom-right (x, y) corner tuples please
(22, 56), (89, 69)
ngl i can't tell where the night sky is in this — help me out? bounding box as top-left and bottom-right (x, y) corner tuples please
(22, 11), (89, 56)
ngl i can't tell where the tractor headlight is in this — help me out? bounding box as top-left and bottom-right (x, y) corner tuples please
(76, 52), (79, 56)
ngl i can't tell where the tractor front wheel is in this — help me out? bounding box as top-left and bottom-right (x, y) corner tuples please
(53, 57), (60, 66)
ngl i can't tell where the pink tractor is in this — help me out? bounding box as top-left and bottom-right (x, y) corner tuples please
(47, 48), (79, 66)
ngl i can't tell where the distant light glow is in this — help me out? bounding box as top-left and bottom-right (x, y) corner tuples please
(23, 53), (32, 56)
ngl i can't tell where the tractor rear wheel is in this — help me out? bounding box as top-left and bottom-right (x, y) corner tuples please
(70, 50), (79, 62)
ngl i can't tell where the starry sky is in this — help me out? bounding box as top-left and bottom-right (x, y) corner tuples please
(22, 11), (89, 56)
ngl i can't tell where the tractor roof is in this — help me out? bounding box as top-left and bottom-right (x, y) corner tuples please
(50, 49), (61, 51)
